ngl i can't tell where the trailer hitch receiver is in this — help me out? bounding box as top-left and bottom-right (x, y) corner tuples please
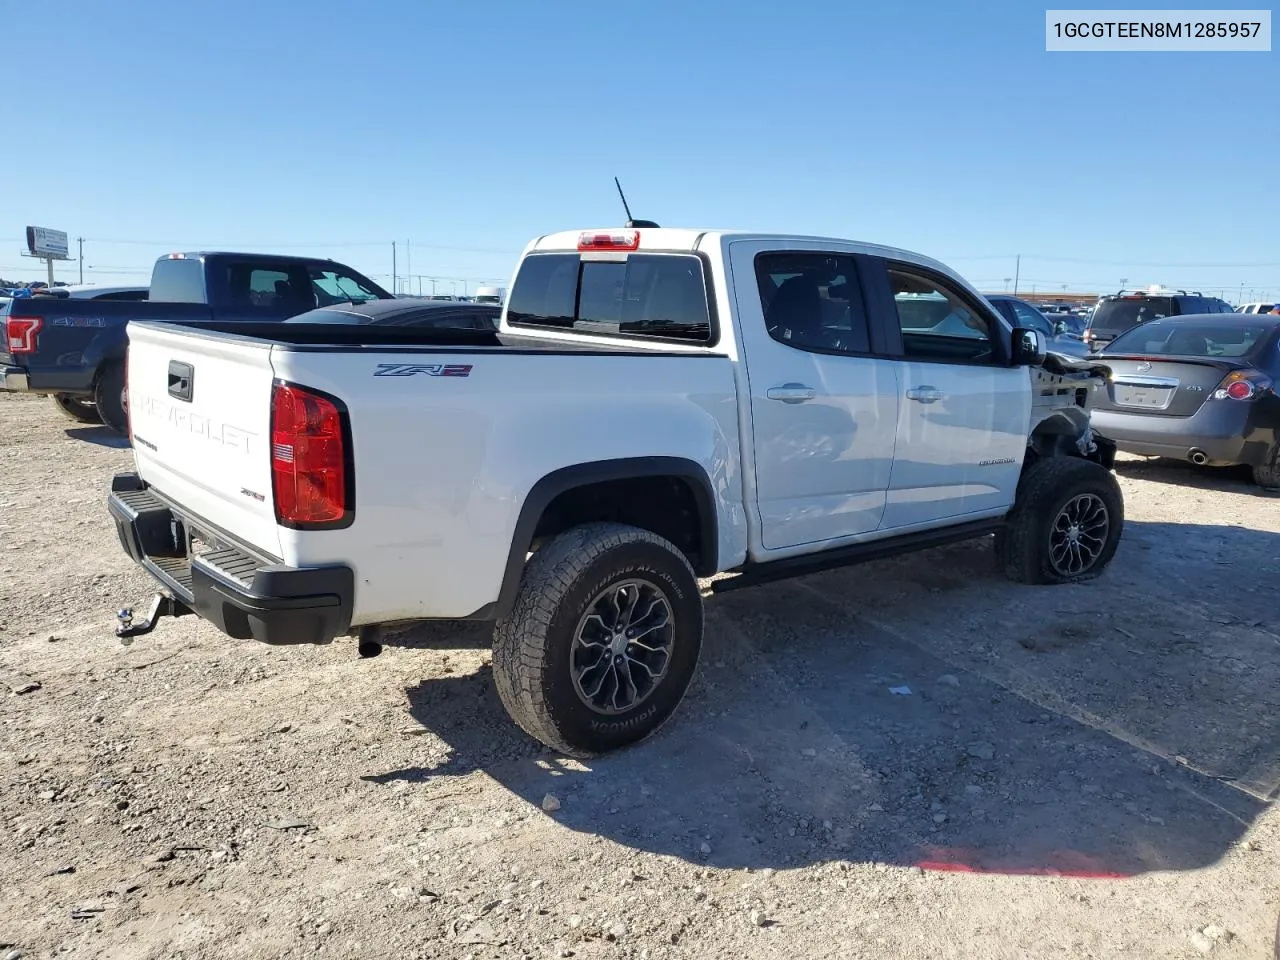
(116, 593), (192, 644)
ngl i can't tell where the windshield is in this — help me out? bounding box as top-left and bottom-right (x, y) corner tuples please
(310, 268), (384, 305)
(1090, 297), (1174, 335)
(1107, 321), (1271, 358)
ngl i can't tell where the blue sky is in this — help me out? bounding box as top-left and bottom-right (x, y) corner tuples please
(4, 0), (1277, 300)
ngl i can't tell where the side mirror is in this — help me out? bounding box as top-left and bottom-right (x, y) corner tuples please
(1012, 326), (1047, 366)
(1053, 320), (1068, 335)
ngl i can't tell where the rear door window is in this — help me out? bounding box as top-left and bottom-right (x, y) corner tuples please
(219, 261), (317, 313)
(507, 253), (713, 344)
(753, 252), (872, 354)
(1009, 299), (1053, 335)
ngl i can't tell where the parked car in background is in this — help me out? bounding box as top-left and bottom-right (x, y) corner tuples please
(1083, 289), (1235, 352)
(19, 285), (151, 420)
(985, 295), (1087, 355)
(108, 224), (1121, 755)
(0, 253), (391, 432)
(283, 298), (500, 330)
(1235, 302), (1277, 315)
(1091, 314), (1280, 486)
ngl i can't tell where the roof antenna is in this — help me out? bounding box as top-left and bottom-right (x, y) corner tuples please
(614, 177), (660, 229)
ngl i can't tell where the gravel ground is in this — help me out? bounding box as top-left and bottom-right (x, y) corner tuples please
(1, 390), (1277, 960)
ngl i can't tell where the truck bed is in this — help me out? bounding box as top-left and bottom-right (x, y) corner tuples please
(146, 319), (729, 356)
(0, 299), (215, 391)
(124, 319), (742, 624)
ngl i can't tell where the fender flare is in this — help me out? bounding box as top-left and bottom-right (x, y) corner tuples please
(492, 457), (719, 619)
(80, 330), (128, 385)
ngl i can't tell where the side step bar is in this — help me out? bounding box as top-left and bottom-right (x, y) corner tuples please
(711, 519), (1003, 594)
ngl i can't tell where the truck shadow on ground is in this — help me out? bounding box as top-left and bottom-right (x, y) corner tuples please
(64, 426), (131, 449)
(371, 518), (1277, 878)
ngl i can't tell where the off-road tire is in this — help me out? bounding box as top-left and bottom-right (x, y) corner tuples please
(52, 393), (99, 424)
(94, 363), (128, 435)
(997, 456), (1124, 584)
(1252, 447), (1280, 489)
(491, 522), (703, 757)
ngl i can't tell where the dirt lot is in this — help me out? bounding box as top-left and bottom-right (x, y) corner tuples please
(1, 390), (1278, 960)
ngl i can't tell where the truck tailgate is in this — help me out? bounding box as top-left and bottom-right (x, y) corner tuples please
(126, 322), (282, 558)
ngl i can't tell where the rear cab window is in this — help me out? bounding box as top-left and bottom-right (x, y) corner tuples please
(506, 253), (714, 345)
(148, 258), (208, 303)
(1108, 321), (1272, 358)
(1089, 297), (1175, 336)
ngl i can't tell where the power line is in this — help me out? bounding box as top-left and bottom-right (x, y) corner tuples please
(81, 237), (519, 255)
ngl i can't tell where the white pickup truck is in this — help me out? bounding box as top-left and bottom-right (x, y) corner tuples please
(108, 225), (1121, 755)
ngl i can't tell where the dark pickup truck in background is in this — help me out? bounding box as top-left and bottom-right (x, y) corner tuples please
(0, 252), (392, 432)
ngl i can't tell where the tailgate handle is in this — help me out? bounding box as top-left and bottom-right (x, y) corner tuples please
(167, 361), (194, 402)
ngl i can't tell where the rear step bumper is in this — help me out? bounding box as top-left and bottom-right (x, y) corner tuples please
(107, 473), (354, 645)
(0, 367), (30, 391)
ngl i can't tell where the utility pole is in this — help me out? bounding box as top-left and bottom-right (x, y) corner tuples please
(406, 240), (411, 293)
(392, 241), (397, 294)
(1012, 255), (1021, 295)
(1119, 277), (1128, 292)
(1003, 277), (1011, 292)
(77, 237), (84, 284)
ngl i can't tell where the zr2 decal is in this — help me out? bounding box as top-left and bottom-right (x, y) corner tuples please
(373, 363), (473, 378)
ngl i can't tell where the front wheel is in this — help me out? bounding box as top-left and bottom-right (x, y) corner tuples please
(492, 522), (703, 757)
(94, 363), (128, 435)
(52, 393), (99, 424)
(997, 457), (1124, 584)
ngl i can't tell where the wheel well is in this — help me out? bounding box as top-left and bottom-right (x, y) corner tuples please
(1024, 413), (1117, 472)
(532, 475), (714, 576)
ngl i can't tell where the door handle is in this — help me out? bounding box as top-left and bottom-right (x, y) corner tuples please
(766, 383), (817, 404)
(906, 386), (945, 404)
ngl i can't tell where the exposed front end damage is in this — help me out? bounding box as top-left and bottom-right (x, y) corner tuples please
(1028, 351), (1116, 468)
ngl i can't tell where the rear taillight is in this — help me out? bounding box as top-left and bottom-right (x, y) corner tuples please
(1212, 369), (1272, 401)
(6, 316), (42, 354)
(270, 381), (352, 528)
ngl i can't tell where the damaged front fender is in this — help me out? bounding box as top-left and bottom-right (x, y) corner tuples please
(1028, 352), (1115, 467)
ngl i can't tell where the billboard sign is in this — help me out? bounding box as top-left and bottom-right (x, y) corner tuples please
(25, 226), (70, 259)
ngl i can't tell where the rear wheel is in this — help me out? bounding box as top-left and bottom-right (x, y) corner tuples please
(997, 457), (1124, 584)
(492, 522), (703, 757)
(1252, 448), (1280, 489)
(51, 393), (99, 424)
(94, 363), (128, 434)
